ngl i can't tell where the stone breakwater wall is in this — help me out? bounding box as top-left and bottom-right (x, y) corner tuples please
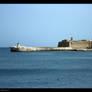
(10, 46), (92, 52)
(11, 46), (73, 52)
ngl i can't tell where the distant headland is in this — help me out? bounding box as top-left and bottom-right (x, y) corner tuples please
(10, 37), (92, 52)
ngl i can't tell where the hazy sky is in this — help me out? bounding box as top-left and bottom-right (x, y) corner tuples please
(0, 4), (92, 47)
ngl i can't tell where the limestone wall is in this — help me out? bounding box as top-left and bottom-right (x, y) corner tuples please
(71, 40), (90, 49)
(90, 41), (92, 48)
(58, 40), (92, 49)
(58, 40), (70, 47)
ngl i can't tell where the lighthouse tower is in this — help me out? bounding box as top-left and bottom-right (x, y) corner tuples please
(16, 42), (20, 48)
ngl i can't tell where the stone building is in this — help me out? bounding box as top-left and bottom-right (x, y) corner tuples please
(58, 37), (92, 49)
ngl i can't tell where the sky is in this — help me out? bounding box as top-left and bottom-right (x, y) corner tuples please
(0, 4), (92, 47)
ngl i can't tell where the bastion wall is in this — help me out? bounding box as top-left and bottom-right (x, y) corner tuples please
(58, 39), (92, 49)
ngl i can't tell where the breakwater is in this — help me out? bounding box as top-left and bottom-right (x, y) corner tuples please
(10, 37), (92, 52)
(10, 46), (92, 52)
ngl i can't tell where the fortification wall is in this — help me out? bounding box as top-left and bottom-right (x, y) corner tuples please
(71, 41), (90, 49)
(58, 40), (92, 49)
(58, 40), (70, 47)
(90, 41), (92, 48)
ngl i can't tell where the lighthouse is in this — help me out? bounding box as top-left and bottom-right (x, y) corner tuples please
(16, 42), (20, 48)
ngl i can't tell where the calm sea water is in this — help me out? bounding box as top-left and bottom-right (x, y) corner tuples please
(0, 48), (92, 88)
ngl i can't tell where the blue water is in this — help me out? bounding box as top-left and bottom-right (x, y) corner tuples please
(0, 48), (92, 88)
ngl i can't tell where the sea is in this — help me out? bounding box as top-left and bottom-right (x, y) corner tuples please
(0, 48), (92, 88)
